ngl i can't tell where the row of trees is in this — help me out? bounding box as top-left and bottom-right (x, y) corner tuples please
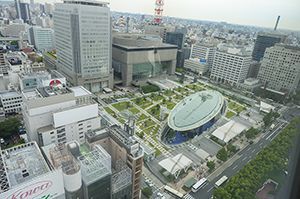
(245, 127), (260, 140)
(216, 144), (238, 162)
(213, 117), (300, 199)
(263, 110), (280, 127)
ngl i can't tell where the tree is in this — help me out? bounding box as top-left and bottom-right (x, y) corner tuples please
(216, 148), (228, 161)
(227, 143), (238, 154)
(142, 187), (153, 198)
(0, 117), (21, 138)
(207, 161), (216, 172)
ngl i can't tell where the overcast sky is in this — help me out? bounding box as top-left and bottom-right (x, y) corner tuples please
(19, 0), (300, 31)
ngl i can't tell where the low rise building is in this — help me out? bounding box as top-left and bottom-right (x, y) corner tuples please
(22, 85), (99, 146)
(184, 58), (208, 75)
(0, 91), (22, 114)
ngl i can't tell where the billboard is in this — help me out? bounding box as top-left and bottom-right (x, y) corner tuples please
(0, 170), (65, 199)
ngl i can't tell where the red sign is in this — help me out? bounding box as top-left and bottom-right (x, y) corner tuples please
(49, 79), (62, 89)
(7, 181), (53, 199)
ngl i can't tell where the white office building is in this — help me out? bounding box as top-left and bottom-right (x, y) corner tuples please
(22, 85), (102, 146)
(53, 0), (113, 92)
(0, 91), (22, 114)
(257, 44), (300, 94)
(28, 26), (55, 52)
(210, 45), (252, 85)
(190, 41), (218, 69)
(184, 58), (208, 75)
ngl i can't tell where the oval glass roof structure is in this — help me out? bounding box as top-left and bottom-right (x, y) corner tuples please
(168, 90), (224, 132)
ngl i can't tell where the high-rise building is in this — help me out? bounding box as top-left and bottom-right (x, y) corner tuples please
(144, 24), (175, 42)
(257, 44), (300, 94)
(53, 0), (113, 92)
(210, 45), (252, 85)
(28, 26), (54, 52)
(0, 47), (7, 75)
(86, 125), (144, 199)
(252, 32), (286, 61)
(15, 0), (31, 23)
(165, 32), (184, 49)
(22, 85), (101, 145)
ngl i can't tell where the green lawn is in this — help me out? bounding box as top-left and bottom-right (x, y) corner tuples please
(149, 94), (165, 102)
(155, 148), (162, 156)
(226, 110), (236, 118)
(163, 90), (175, 97)
(112, 101), (132, 111)
(147, 105), (160, 120)
(104, 107), (115, 115)
(129, 107), (140, 114)
(228, 101), (246, 113)
(137, 114), (148, 122)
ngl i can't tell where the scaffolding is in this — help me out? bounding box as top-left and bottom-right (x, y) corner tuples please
(78, 145), (111, 184)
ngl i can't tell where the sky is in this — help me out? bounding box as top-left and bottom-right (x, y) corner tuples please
(15, 0), (300, 31)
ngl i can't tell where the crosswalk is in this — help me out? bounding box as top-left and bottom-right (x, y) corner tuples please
(183, 193), (195, 199)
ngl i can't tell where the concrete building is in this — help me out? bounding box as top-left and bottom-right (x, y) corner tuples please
(191, 41), (219, 70)
(112, 34), (177, 86)
(210, 45), (252, 85)
(22, 85), (100, 146)
(0, 23), (27, 37)
(0, 142), (65, 198)
(184, 58), (208, 75)
(0, 91), (22, 114)
(86, 125), (144, 199)
(252, 32), (286, 61)
(257, 44), (300, 94)
(0, 47), (8, 75)
(18, 70), (66, 91)
(239, 78), (261, 92)
(144, 24), (175, 42)
(15, 0), (31, 23)
(28, 26), (54, 52)
(53, 0), (113, 92)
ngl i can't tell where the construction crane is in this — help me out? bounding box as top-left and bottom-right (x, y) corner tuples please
(154, 0), (164, 25)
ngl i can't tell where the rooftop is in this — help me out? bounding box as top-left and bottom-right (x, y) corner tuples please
(212, 120), (249, 143)
(158, 154), (193, 177)
(168, 90), (224, 132)
(69, 86), (92, 97)
(23, 86), (72, 100)
(113, 34), (177, 51)
(0, 142), (50, 192)
(78, 145), (111, 184)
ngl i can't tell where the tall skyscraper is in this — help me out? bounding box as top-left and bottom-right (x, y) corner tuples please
(15, 0), (31, 23)
(257, 44), (300, 94)
(252, 32), (286, 61)
(165, 32), (184, 49)
(53, 0), (113, 92)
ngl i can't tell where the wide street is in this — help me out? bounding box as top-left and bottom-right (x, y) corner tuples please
(190, 116), (290, 199)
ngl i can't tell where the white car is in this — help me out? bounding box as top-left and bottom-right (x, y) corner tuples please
(0, 138), (4, 144)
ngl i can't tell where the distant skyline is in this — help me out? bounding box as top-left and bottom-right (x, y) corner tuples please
(7, 0), (300, 31)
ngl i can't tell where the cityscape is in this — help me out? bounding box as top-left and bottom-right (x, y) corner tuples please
(0, 0), (300, 199)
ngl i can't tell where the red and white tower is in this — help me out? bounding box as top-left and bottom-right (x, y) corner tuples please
(154, 0), (164, 25)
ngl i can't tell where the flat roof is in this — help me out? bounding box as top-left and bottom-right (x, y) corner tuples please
(212, 120), (249, 143)
(0, 142), (50, 191)
(69, 86), (92, 97)
(168, 90), (224, 131)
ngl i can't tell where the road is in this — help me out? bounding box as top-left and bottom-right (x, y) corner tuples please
(191, 119), (288, 199)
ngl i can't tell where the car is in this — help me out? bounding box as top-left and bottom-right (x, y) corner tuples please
(157, 192), (163, 197)
(0, 138), (4, 144)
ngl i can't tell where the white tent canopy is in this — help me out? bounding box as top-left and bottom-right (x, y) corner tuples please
(212, 120), (249, 143)
(158, 153), (193, 178)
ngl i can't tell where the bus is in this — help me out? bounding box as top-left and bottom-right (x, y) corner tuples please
(164, 185), (184, 198)
(215, 176), (228, 187)
(192, 178), (208, 192)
